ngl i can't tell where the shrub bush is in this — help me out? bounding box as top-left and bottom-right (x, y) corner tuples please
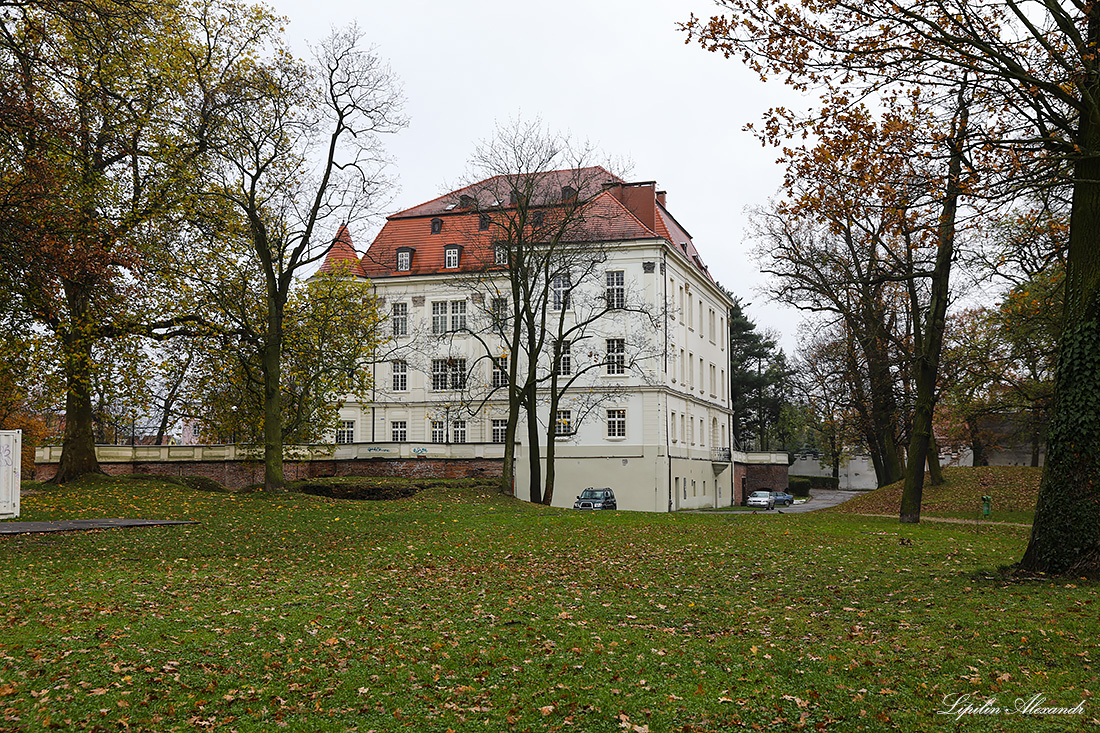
(178, 475), (229, 493)
(788, 476), (812, 497)
(290, 477), (424, 501)
(789, 474), (839, 491)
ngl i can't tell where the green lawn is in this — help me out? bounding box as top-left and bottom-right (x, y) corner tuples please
(831, 466), (1043, 524)
(0, 472), (1095, 732)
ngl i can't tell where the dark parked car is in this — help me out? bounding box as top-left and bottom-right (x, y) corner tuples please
(770, 491), (795, 507)
(574, 488), (617, 510)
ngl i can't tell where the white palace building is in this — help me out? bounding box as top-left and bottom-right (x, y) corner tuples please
(318, 168), (783, 511)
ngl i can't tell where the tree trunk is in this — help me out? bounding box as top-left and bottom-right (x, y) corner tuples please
(525, 382), (542, 504)
(52, 286), (102, 483)
(1019, 145), (1100, 576)
(900, 90), (966, 523)
(928, 437), (945, 486)
(262, 317), (285, 492)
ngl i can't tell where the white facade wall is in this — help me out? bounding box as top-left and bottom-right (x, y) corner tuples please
(339, 237), (735, 512)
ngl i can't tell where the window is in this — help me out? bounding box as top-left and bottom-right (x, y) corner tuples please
(687, 294), (693, 327)
(555, 410), (572, 436)
(606, 271), (625, 309)
(432, 301), (448, 334)
(552, 273), (571, 310)
(709, 309), (716, 342)
(392, 302), (408, 337)
(688, 351), (694, 388)
(700, 418), (705, 446)
(680, 349), (685, 384)
(531, 210), (544, 227)
(492, 356), (508, 388)
(452, 420), (466, 444)
(671, 412), (677, 442)
(491, 297), (508, 326)
(720, 317), (725, 349)
(681, 414), (686, 444)
(335, 420), (355, 444)
(479, 214), (491, 231)
(396, 250), (411, 271)
(607, 409), (626, 438)
(699, 299), (704, 333)
(431, 358), (467, 390)
(553, 340), (571, 376)
(391, 421), (407, 442)
(606, 338), (625, 375)
(444, 247), (459, 269)
(494, 243), (507, 265)
(430, 217), (442, 234)
(491, 419), (508, 443)
(721, 369), (726, 401)
(392, 360), (407, 391)
(710, 364), (717, 396)
(432, 359), (448, 390)
(689, 417), (694, 445)
(431, 420), (445, 443)
(700, 357), (705, 392)
(450, 300), (467, 331)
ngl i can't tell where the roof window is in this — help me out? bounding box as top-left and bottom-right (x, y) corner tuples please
(444, 245), (461, 269)
(431, 218), (443, 234)
(396, 247), (414, 271)
(479, 214), (490, 231)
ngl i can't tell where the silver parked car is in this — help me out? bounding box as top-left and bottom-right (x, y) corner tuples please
(746, 490), (775, 510)
(770, 490), (795, 507)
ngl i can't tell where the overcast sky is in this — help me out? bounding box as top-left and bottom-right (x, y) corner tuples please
(271, 0), (807, 351)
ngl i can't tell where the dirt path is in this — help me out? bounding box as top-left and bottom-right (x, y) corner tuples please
(852, 513), (1031, 528)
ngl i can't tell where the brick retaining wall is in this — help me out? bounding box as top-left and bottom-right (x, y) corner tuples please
(34, 457), (503, 490)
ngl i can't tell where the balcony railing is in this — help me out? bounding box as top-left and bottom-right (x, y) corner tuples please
(710, 447), (732, 463)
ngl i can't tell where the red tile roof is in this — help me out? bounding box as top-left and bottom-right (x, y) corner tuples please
(349, 169), (715, 282)
(318, 224), (366, 277)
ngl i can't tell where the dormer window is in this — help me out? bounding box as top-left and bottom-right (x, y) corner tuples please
(396, 247), (414, 271)
(479, 214), (491, 231)
(459, 194), (475, 209)
(444, 245), (461, 269)
(431, 217), (443, 234)
(561, 185), (576, 201)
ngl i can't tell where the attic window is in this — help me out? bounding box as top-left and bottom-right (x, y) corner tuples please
(561, 185), (576, 201)
(509, 191), (519, 206)
(479, 214), (490, 231)
(396, 247), (414, 271)
(531, 211), (544, 227)
(459, 194), (475, 209)
(444, 245), (461, 269)
(431, 218), (443, 234)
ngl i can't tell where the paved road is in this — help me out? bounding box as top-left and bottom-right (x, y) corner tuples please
(687, 489), (867, 515)
(0, 518), (199, 535)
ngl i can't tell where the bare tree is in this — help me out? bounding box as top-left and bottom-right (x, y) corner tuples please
(198, 26), (405, 490)
(444, 121), (662, 503)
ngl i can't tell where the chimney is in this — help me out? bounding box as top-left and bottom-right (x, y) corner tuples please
(657, 190), (667, 207)
(619, 182), (657, 232)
